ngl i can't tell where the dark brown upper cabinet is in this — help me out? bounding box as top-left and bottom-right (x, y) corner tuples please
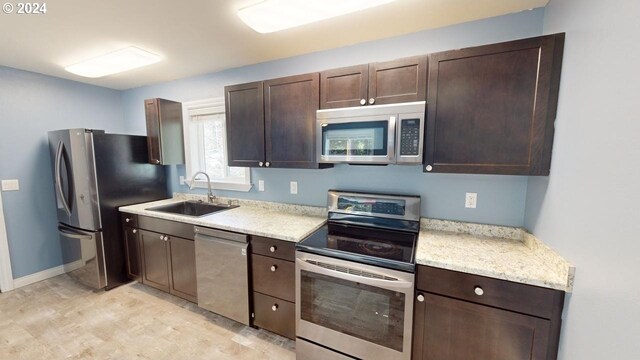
(225, 81), (265, 168)
(226, 74), (329, 169)
(424, 33), (565, 175)
(144, 98), (185, 165)
(319, 56), (428, 109)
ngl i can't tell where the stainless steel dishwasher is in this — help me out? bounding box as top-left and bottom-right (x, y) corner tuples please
(194, 226), (249, 325)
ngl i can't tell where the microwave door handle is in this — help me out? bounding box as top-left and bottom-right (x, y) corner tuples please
(388, 115), (397, 162)
(296, 258), (413, 290)
(55, 141), (72, 217)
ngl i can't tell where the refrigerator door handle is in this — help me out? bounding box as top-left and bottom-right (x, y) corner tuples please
(55, 141), (72, 217)
(57, 225), (92, 240)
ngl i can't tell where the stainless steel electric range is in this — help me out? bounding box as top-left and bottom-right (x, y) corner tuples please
(295, 190), (420, 360)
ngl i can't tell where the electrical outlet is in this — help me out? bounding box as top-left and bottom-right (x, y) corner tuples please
(179, 176), (186, 185)
(290, 181), (298, 195)
(1, 179), (19, 191)
(258, 180), (265, 192)
(465, 192), (477, 209)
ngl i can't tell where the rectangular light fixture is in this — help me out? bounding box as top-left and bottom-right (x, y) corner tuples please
(65, 46), (161, 78)
(238, 0), (395, 34)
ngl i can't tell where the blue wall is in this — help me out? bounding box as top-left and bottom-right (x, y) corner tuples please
(121, 9), (544, 227)
(0, 66), (125, 278)
(524, 0), (640, 358)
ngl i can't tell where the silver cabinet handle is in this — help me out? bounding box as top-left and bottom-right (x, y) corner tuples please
(154, 159), (161, 164)
(271, 304), (278, 311)
(360, 99), (366, 105)
(369, 98), (375, 105)
(417, 294), (425, 302)
(474, 286), (484, 296)
(425, 165), (433, 172)
(265, 162), (270, 167)
(269, 246), (277, 253)
(125, 218), (131, 223)
(159, 235), (164, 240)
(132, 229), (137, 234)
(165, 236), (170, 241)
(259, 161), (264, 167)
(270, 265), (277, 272)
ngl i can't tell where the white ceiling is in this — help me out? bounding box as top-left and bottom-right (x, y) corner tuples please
(0, 0), (548, 90)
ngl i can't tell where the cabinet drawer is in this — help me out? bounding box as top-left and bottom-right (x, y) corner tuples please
(416, 266), (563, 319)
(253, 292), (295, 339)
(252, 254), (295, 302)
(121, 212), (138, 228)
(251, 236), (295, 261)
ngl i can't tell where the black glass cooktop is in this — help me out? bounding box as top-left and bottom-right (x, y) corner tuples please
(296, 222), (417, 273)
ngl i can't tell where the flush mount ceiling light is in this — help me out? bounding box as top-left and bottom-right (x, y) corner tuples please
(64, 46), (161, 78)
(238, 0), (396, 34)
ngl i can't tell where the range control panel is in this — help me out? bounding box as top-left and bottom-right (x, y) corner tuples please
(399, 118), (421, 156)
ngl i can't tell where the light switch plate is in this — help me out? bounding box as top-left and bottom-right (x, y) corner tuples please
(465, 192), (477, 209)
(258, 180), (265, 192)
(290, 181), (298, 195)
(1, 179), (19, 192)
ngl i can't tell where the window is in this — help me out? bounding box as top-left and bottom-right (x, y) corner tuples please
(182, 98), (252, 192)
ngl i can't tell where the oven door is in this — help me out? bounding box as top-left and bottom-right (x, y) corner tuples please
(316, 114), (396, 164)
(296, 251), (414, 360)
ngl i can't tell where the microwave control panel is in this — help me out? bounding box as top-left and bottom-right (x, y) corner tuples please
(399, 119), (421, 156)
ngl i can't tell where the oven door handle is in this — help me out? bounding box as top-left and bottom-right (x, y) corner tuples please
(296, 258), (413, 290)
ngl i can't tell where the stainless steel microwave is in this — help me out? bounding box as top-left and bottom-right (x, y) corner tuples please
(316, 101), (425, 165)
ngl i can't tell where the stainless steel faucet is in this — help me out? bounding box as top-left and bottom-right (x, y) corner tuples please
(189, 171), (215, 203)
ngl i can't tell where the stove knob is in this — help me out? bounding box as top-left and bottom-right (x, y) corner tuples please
(417, 294), (425, 302)
(271, 304), (278, 311)
(269, 246), (277, 253)
(270, 265), (277, 272)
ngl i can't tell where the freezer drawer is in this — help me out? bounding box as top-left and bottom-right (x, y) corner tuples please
(58, 223), (106, 289)
(194, 227), (249, 325)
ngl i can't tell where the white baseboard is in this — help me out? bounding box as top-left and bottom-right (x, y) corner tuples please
(13, 260), (84, 289)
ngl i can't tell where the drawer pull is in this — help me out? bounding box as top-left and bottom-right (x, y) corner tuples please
(270, 265), (277, 272)
(474, 286), (484, 296)
(125, 218), (131, 223)
(269, 246), (277, 253)
(271, 304), (278, 311)
(132, 229), (137, 234)
(417, 294), (425, 302)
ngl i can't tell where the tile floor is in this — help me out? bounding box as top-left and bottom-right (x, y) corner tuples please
(0, 275), (295, 359)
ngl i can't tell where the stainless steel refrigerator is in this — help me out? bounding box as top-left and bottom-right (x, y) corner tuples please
(48, 129), (167, 290)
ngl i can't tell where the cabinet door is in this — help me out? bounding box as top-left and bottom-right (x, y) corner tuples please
(424, 34), (564, 175)
(139, 229), (170, 292)
(123, 227), (141, 281)
(413, 292), (551, 360)
(168, 235), (197, 303)
(368, 55), (427, 105)
(144, 99), (162, 165)
(320, 64), (369, 109)
(225, 81), (265, 167)
(264, 73), (320, 168)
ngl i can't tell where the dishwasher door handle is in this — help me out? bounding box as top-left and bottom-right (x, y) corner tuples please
(195, 233), (248, 253)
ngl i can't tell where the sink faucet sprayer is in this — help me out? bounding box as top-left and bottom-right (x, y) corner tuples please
(189, 171), (215, 203)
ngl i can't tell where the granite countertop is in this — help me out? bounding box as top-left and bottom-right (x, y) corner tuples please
(119, 195), (327, 243)
(416, 219), (575, 292)
(120, 194), (573, 292)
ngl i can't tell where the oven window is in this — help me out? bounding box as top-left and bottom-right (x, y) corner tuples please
(321, 121), (388, 156)
(300, 270), (405, 351)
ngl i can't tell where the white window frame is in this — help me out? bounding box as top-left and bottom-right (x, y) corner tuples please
(182, 98), (252, 192)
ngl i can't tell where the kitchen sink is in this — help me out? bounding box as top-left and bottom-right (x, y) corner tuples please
(146, 201), (238, 217)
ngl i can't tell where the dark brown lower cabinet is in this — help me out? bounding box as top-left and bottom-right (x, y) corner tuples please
(123, 227), (141, 281)
(414, 293), (551, 360)
(168, 236), (197, 303)
(250, 236), (296, 339)
(413, 266), (565, 360)
(139, 229), (197, 302)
